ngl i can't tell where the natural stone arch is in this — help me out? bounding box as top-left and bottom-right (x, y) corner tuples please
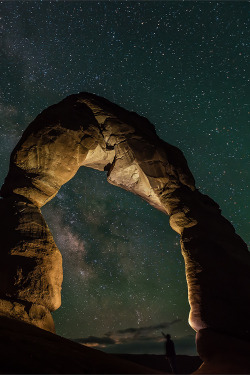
(0, 93), (249, 370)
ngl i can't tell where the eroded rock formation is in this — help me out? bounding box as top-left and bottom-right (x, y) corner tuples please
(0, 93), (249, 371)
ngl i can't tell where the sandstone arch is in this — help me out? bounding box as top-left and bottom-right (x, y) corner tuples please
(0, 93), (249, 370)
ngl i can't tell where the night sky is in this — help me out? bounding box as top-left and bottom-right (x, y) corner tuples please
(1, 1), (249, 356)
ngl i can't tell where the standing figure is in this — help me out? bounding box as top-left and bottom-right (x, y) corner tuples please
(162, 332), (177, 374)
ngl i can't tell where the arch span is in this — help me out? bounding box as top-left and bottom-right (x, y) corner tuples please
(0, 93), (249, 367)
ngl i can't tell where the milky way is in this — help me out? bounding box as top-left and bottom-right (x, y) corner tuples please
(1, 1), (249, 355)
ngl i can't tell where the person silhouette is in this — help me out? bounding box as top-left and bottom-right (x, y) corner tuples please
(162, 332), (177, 374)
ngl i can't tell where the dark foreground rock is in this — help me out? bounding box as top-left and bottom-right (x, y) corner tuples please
(116, 354), (202, 374)
(0, 316), (162, 374)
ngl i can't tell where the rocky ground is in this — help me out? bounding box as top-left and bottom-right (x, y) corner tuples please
(0, 316), (162, 374)
(115, 354), (202, 374)
(0, 314), (202, 374)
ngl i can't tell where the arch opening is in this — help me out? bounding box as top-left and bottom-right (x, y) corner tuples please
(41, 166), (190, 345)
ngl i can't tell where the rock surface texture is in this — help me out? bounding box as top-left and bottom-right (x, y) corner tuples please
(0, 93), (249, 373)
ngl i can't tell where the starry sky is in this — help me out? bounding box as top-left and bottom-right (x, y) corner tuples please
(1, 1), (249, 356)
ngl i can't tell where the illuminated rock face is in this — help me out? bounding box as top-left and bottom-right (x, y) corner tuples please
(0, 197), (62, 332)
(0, 93), (249, 365)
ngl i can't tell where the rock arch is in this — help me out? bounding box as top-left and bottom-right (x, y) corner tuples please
(0, 93), (249, 369)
